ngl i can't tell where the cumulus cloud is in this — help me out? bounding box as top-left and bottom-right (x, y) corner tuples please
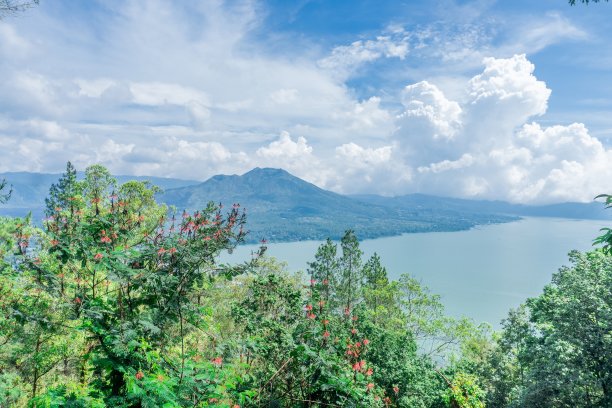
(0, 1), (607, 204)
(399, 81), (462, 141)
(391, 55), (612, 203)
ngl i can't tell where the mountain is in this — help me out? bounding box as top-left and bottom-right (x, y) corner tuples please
(0, 171), (199, 221)
(160, 168), (517, 242)
(351, 193), (612, 221)
(1, 168), (609, 243)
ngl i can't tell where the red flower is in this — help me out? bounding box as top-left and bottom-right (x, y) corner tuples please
(94, 253), (103, 260)
(168, 247), (177, 254)
(351, 328), (357, 335)
(363, 338), (370, 346)
(352, 362), (360, 371)
(307, 313), (316, 320)
(366, 383), (374, 391)
(211, 357), (223, 367)
(74, 297), (82, 304)
(323, 330), (330, 338)
(157, 248), (166, 255)
(305, 304), (313, 311)
(135, 371), (144, 380)
(393, 386), (399, 394)
(366, 367), (373, 376)
(100, 236), (112, 243)
(344, 307), (351, 316)
(50, 239), (59, 246)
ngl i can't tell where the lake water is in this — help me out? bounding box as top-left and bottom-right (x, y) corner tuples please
(220, 217), (607, 327)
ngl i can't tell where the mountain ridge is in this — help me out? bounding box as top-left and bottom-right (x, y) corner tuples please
(1, 168), (609, 243)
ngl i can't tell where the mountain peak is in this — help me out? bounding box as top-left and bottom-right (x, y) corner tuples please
(243, 167), (293, 178)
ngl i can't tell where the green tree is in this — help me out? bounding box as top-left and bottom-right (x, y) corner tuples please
(0, 0), (39, 19)
(0, 178), (11, 204)
(485, 250), (611, 407)
(338, 230), (364, 316)
(594, 194), (612, 255)
(569, 0), (609, 5)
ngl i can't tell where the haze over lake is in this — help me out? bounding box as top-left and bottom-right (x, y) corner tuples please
(222, 217), (607, 327)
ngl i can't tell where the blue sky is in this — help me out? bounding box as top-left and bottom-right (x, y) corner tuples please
(1, 0), (611, 203)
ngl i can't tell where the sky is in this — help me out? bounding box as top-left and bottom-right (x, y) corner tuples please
(1, 0), (611, 204)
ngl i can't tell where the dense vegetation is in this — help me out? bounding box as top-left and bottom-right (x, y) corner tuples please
(0, 164), (610, 407)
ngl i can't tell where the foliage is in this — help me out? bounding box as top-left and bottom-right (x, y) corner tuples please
(3, 163), (610, 407)
(594, 194), (612, 254)
(480, 250), (611, 407)
(569, 0), (609, 5)
(0, 0), (39, 19)
(0, 178), (11, 204)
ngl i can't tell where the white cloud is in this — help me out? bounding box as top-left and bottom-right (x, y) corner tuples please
(417, 153), (474, 174)
(0, 1), (607, 204)
(391, 55), (612, 203)
(318, 30), (409, 79)
(257, 131), (312, 158)
(399, 81), (462, 141)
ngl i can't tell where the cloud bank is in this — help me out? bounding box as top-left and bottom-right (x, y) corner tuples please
(0, 1), (608, 204)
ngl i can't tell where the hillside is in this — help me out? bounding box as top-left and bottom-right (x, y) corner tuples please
(352, 193), (612, 221)
(3, 168), (609, 243)
(160, 167), (516, 242)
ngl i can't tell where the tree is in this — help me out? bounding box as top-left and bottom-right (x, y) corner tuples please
(485, 250), (611, 407)
(0, 178), (11, 204)
(594, 194), (612, 255)
(1, 164), (253, 406)
(0, 0), (39, 19)
(569, 0), (609, 4)
(338, 230), (364, 316)
(45, 162), (81, 217)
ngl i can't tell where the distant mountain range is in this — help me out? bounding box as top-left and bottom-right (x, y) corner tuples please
(1, 168), (610, 243)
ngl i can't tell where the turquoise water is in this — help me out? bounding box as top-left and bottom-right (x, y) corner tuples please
(220, 217), (607, 327)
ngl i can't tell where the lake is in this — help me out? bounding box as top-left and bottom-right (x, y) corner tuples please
(221, 217), (607, 327)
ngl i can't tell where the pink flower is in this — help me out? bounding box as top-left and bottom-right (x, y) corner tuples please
(323, 330), (330, 338)
(307, 313), (316, 320)
(94, 253), (103, 260)
(157, 248), (166, 255)
(305, 304), (313, 311)
(363, 338), (370, 346)
(366, 383), (374, 391)
(211, 357), (223, 367)
(366, 367), (373, 376)
(393, 386), (399, 394)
